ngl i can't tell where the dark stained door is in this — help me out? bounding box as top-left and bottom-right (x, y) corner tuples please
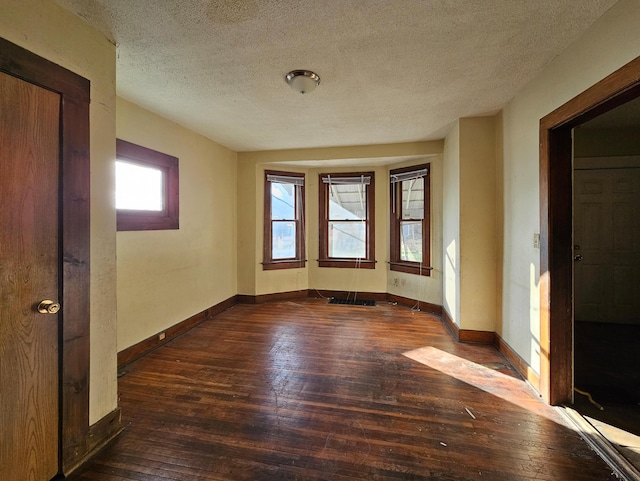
(0, 70), (61, 479)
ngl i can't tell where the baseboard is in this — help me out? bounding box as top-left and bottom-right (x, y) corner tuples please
(117, 295), (238, 368)
(238, 289), (308, 304)
(441, 308), (460, 340)
(441, 308), (495, 344)
(63, 407), (122, 476)
(386, 293), (442, 316)
(494, 333), (541, 391)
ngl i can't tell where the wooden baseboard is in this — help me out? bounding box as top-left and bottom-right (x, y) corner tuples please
(440, 308), (495, 344)
(495, 334), (541, 391)
(63, 407), (122, 476)
(309, 289), (388, 301)
(386, 293), (442, 315)
(238, 289), (308, 304)
(117, 295), (238, 368)
(441, 308), (459, 340)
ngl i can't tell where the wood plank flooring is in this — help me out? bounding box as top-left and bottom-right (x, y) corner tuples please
(68, 299), (615, 480)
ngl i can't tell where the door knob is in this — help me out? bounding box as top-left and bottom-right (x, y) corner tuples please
(37, 300), (61, 314)
(574, 255), (583, 262)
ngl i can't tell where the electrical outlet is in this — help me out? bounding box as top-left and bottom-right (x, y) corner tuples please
(533, 233), (540, 249)
(392, 278), (399, 287)
(158, 332), (166, 341)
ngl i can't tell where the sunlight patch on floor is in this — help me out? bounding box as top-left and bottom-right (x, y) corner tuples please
(402, 346), (558, 422)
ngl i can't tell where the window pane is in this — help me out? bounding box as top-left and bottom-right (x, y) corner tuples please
(400, 221), (423, 262)
(328, 184), (366, 220)
(116, 160), (163, 211)
(329, 221), (366, 258)
(271, 182), (295, 220)
(272, 221), (296, 259)
(402, 177), (424, 219)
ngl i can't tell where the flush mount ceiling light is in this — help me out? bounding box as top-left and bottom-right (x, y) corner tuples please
(285, 70), (320, 94)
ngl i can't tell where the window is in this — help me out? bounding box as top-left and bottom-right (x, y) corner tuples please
(389, 164), (431, 276)
(318, 172), (375, 268)
(263, 170), (306, 270)
(116, 139), (179, 231)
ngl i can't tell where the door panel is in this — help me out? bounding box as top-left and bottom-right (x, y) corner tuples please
(0, 71), (60, 479)
(574, 168), (640, 324)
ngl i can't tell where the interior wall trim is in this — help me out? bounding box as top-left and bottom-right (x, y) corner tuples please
(237, 290), (308, 305)
(66, 408), (123, 475)
(441, 307), (496, 344)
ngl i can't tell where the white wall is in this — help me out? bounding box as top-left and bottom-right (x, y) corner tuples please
(0, 0), (118, 424)
(500, 0), (640, 374)
(443, 121), (461, 325)
(116, 98), (238, 350)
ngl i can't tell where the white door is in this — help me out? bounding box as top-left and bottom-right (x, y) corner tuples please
(574, 168), (640, 323)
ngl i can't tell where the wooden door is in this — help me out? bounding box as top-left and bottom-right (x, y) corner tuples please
(0, 71), (61, 479)
(574, 168), (640, 323)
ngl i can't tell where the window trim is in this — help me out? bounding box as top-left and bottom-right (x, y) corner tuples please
(389, 163), (431, 276)
(262, 170), (306, 270)
(318, 171), (376, 269)
(116, 138), (179, 231)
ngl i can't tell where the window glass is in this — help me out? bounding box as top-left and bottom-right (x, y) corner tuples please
(329, 222), (366, 258)
(272, 221), (297, 259)
(400, 221), (423, 262)
(401, 177), (424, 219)
(271, 182), (295, 220)
(328, 184), (366, 220)
(116, 160), (163, 211)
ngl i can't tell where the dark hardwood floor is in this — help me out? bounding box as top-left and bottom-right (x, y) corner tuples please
(68, 299), (615, 480)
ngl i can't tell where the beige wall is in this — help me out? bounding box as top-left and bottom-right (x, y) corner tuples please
(237, 142), (443, 303)
(459, 117), (498, 331)
(500, 0), (640, 375)
(116, 98), (238, 350)
(0, 0), (118, 424)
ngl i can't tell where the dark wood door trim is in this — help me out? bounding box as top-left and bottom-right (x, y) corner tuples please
(539, 55), (640, 404)
(0, 38), (92, 473)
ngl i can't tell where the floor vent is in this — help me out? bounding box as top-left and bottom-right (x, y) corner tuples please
(328, 297), (376, 306)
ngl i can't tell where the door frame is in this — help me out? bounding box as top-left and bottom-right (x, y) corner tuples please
(539, 55), (640, 405)
(0, 38), (91, 473)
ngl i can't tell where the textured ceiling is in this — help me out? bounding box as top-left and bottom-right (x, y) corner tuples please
(55, 0), (618, 152)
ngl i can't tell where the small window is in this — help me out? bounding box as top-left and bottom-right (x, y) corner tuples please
(389, 164), (431, 276)
(318, 172), (375, 268)
(263, 170), (306, 269)
(116, 139), (179, 231)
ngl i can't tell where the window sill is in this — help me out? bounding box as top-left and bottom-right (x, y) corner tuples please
(389, 262), (432, 276)
(262, 260), (307, 271)
(317, 259), (376, 269)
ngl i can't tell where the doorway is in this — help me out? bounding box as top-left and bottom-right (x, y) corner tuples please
(540, 56), (640, 472)
(0, 38), (91, 476)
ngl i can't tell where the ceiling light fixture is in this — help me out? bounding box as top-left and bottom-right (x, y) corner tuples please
(285, 70), (320, 94)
